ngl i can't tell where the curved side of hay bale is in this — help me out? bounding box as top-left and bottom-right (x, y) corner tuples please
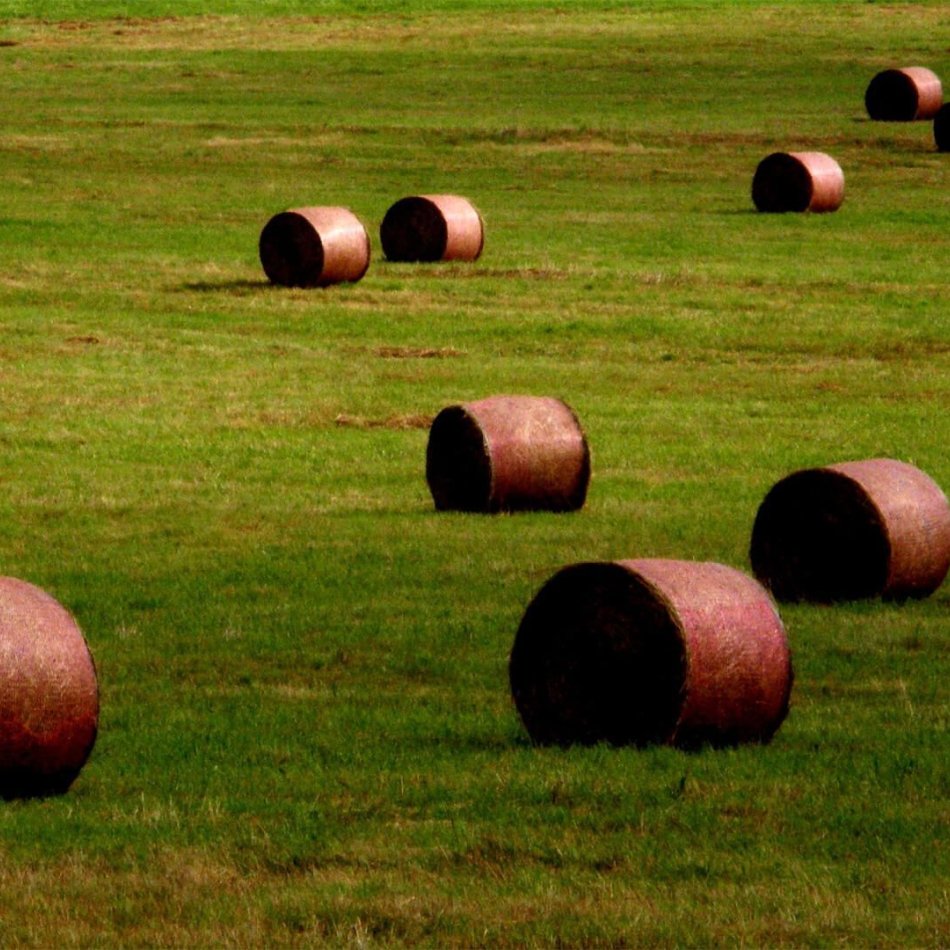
(623, 560), (792, 748)
(752, 152), (844, 213)
(425, 395), (590, 513)
(259, 206), (370, 287)
(750, 459), (950, 601)
(934, 103), (950, 151)
(0, 577), (99, 797)
(828, 460), (950, 598)
(380, 195), (484, 262)
(865, 67), (942, 121)
(509, 560), (791, 749)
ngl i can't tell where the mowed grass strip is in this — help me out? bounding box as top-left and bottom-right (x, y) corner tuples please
(1, 2), (950, 945)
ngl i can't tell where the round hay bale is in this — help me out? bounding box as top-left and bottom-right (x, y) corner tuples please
(0, 577), (99, 797)
(259, 206), (370, 287)
(509, 559), (792, 749)
(934, 103), (950, 151)
(750, 459), (950, 602)
(752, 152), (844, 213)
(380, 195), (484, 262)
(426, 395), (590, 513)
(865, 67), (942, 121)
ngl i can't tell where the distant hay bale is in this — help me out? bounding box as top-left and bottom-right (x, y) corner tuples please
(426, 395), (590, 513)
(750, 459), (950, 602)
(865, 67), (942, 121)
(752, 152), (844, 213)
(259, 206), (370, 287)
(0, 577), (99, 797)
(509, 559), (792, 749)
(380, 195), (484, 262)
(934, 103), (950, 151)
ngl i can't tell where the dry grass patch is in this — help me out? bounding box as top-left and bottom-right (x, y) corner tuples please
(334, 413), (432, 430)
(373, 346), (463, 359)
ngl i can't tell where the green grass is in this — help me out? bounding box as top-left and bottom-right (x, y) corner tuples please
(2, 1), (950, 945)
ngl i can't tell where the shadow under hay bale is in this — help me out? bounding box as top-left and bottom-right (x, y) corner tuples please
(380, 195), (484, 263)
(259, 206), (370, 287)
(934, 103), (950, 151)
(750, 459), (950, 602)
(752, 152), (844, 213)
(426, 395), (590, 513)
(509, 559), (792, 749)
(865, 67), (942, 121)
(0, 577), (99, 797)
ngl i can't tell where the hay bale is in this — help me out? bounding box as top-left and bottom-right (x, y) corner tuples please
(752, 152), (844, 213)
(426, 395), (590, 513)
(750, 459), (950, 602)
(865, 67), (942, 121)
(259, 206), (370, 287)
(934, 103), (950, 151)
(380, 195), (484, 262)
(509, 559), (792, 749)
(0, 577), (98, 797)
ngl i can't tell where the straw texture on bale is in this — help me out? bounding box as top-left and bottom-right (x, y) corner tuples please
(259, 206), (370, 287)
(750, 459), (950, 602)
(509, 560), (792, 749)
(865, 67), (942, 121)
(0, 577), (99, 797)
(380, 195), (484, 263)
(426, 395), (590, 513)
(752, 152), (844, 213)
(934, 103), (950, 151)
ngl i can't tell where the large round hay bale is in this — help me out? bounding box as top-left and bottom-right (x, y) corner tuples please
(259, 206), (370, 287)
(509, 559), (792, 749)
(380, 195), (484, 262)
(0, 577), (99, 797)
(750, 459), (950, 602)
(426, 395), (590, 513)
(865, 67), (942, 121)
(752, 152), (844, 213)
(934, 103), (950, 151)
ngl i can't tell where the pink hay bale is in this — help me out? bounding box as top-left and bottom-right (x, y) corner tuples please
(426, 395), (590, 513)
(866, 67), (942, 121)
(752, 152), (844, 213)
(750, 459), (950, 602)
(380, 195), (484, 262)
(509, 559), (792, 749)
(259, 206), (370, 287)
(934, 103), (950, 151)
(0, 577), (99, 797)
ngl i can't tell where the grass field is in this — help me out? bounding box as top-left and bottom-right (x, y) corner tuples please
(2, 0), (950, 945)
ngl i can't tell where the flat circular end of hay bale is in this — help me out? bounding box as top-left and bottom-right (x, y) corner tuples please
(866, 67), (942, 121)
(425, 406), (493, 511)
(751, 468), (892, 601)
(509, 563), (687, 747)
(752, 152), (843, 213)
(259, 211), (325, 287)
(381, 195), (484, 262)
(0, 577), (99, 798)
(259, 207), (370, 287)
(935, 103), (950, 150)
